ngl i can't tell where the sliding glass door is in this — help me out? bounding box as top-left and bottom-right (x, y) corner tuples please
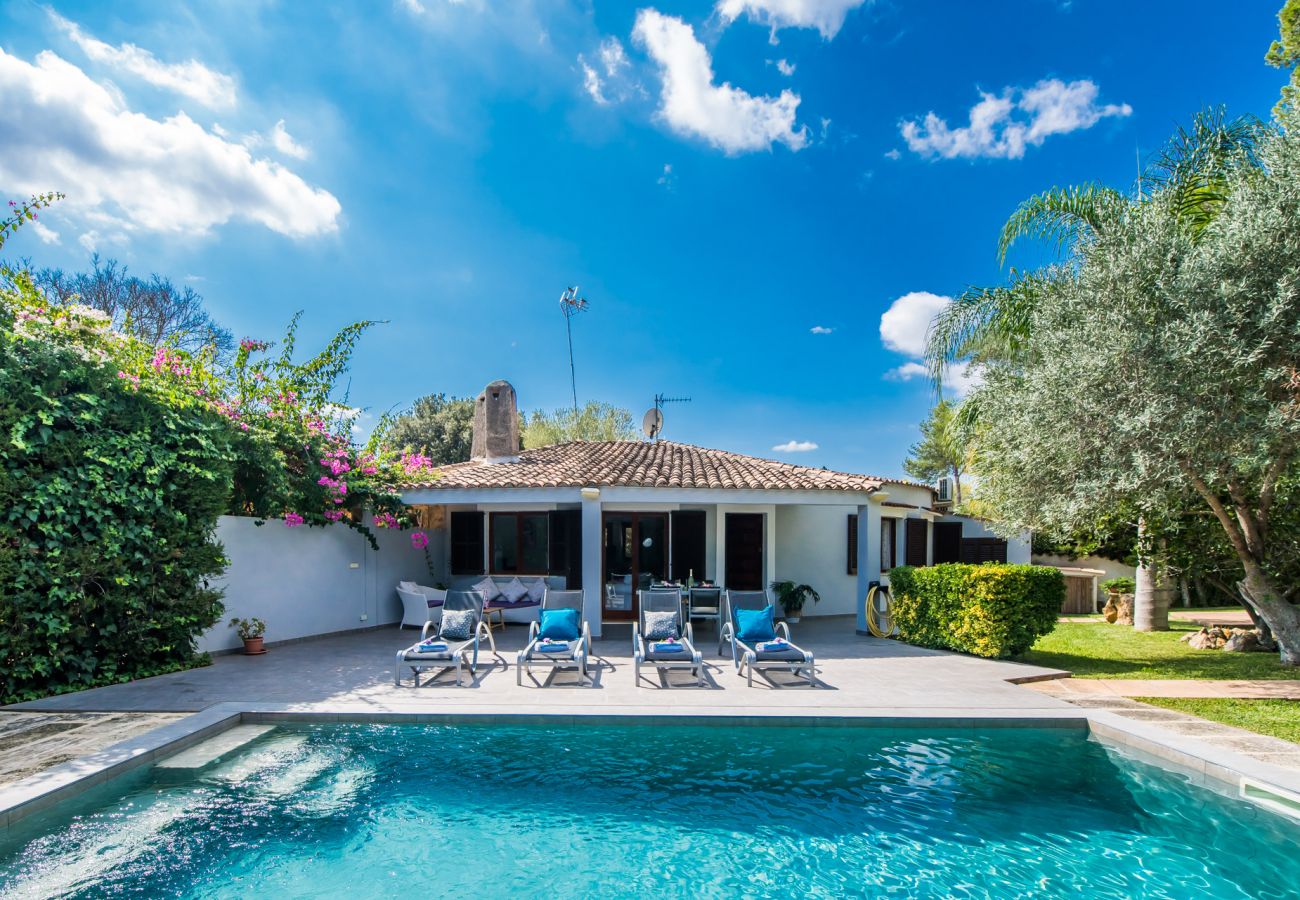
(602, 512), (668, 621)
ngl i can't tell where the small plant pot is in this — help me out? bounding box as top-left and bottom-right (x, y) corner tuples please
(242, 637), (266, 655)
(785, 615), (801, 624)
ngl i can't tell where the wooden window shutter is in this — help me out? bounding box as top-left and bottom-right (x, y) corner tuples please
(846, 515), (859, 575)
(450, 510), (485, 575)
(904, 518), (928, 567)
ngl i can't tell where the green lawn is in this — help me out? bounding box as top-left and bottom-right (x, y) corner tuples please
(1135, 698), (1300, 743)
(1017, 619), (1300, 680)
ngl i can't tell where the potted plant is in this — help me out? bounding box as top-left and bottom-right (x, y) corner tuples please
(770, 581), (820, 624)
(229, 617), (267, 655)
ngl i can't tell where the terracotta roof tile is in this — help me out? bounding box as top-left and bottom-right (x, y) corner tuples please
(399, 440), (907, 493)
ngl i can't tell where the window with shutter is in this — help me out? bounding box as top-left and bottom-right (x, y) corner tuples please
(904, 518), (928, 567)
(449, 511), (485, 575)
(846, 515), (858, 576)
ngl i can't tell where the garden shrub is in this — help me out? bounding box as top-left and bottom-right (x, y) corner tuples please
(0, 322), (233, 703)
(889, 563), (1064, 659)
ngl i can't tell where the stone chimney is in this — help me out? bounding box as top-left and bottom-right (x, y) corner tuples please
(470, 380), (520, 463)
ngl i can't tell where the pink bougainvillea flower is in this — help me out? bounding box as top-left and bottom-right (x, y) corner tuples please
(411, 531), (429, 550)
(284, 512), (305, 527)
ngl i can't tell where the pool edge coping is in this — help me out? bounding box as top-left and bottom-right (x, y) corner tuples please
(2, 703), (1299, 831)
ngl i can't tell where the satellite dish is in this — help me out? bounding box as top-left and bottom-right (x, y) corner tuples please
(642, 408), (664, 439)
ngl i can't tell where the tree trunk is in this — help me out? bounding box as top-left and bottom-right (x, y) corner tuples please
(1132, 525), (1171, 632)
(1239, 566), (1300, 666)
(1133, 559), (1171, 631)
(951, 466), (963, 506)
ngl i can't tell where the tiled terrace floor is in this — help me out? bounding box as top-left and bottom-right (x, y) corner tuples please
(8, 617), (1072, 718)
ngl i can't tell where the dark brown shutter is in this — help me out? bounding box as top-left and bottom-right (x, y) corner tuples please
(548, 509), (582, 589)
(904, 518), (928, 567)
(671, 510), (707, 582)
(933, 522), (962, 564)
(449, 510), (485, 575)
(846, 515), (858, 575)
(960, 538), (1008, 564)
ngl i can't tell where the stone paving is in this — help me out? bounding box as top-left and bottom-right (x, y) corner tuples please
(1048, 695), (1300, 773)
(7, 617), (1071, 717)
(0, 711), (185, 789)
(1030, 678), (1300, 700)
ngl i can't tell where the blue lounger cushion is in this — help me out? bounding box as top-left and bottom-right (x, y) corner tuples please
(735, 606), (776, 643)
(539, 608), (581, 641)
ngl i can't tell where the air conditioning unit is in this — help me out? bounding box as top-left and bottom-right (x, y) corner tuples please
(935, 476), (954, 506)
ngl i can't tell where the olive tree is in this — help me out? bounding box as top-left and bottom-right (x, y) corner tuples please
(974, 119), (1300, 664)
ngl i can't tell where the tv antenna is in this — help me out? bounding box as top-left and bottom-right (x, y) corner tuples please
(642, 392), (691, 441)
(558, 286), (588, 414)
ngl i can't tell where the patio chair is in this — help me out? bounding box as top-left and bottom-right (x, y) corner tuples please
(516, 590), (591, 686)
(395, 590), (488, 687)
(687, 586), (721, 635)
(720, 589), (815, 688)
(634, 590), (703, 687)
(397, 584), (446, 629)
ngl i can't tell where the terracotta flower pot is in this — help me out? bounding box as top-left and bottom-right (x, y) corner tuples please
(242, 637), (266, 655)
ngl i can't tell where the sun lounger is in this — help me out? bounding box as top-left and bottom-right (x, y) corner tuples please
(395, 590), (487, 687)
(516, 590), (591, 686)
(634, 589), (704, 687)
(720, 590), (815, 687)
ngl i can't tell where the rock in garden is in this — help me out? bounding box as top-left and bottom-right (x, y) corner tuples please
(1222, 631), (1259, 653)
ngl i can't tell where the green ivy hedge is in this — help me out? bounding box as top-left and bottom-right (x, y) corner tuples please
(0, 333), (233, 704)
(888, 563), (1064, 659)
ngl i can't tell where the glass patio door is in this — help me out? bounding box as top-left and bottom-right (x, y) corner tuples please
(602, 512), (668, 621)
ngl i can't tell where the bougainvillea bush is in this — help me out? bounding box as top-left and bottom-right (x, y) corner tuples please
(0, 198), (426, 702)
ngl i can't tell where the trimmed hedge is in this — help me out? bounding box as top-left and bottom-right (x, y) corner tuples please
(888, 563), (1064, 659)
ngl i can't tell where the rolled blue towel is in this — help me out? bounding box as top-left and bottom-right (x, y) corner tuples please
(537, 642), (570, 653)
(654, 642), (685, 653)
(757, 641), (790, 653)
(417, 642), (448, 653)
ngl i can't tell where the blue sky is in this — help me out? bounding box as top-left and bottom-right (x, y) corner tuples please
(0, 0), (1287, 477)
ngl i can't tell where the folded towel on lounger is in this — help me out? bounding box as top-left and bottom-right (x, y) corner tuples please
(757, 640), (790, 652)
(417, 642), (448, 653)
(537, 642), (570, 653)
(653, 641), (684, 653)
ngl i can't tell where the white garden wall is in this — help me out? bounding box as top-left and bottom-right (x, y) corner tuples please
(199, 515), (440, 653)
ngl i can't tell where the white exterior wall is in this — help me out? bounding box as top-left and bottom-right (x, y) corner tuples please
(1034, 553), (1136, 606)
(200, 515), (436, 653)
(774, 505), (858, 617)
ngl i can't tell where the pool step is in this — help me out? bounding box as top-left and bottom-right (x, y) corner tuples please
(155, 724), (275, 774)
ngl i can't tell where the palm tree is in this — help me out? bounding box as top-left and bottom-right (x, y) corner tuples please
(923, 109), (1267, 388)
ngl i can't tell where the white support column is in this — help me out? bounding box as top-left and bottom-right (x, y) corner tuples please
(765, 509), (777, 596)
(580, 489), (603, 638)
(855, 502), (882, 634)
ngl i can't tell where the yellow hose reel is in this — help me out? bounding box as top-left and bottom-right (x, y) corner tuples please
(865, 584), (895, 638)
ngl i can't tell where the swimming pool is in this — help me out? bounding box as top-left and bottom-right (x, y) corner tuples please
(1, 722), (1296, 898)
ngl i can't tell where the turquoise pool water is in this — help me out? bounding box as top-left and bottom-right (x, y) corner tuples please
(1, 723), (1297, 898)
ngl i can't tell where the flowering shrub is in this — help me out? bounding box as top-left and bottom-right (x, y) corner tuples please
(0, 198), (428, 702)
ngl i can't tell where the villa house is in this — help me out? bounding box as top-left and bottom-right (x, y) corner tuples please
(397, 381), (1029, 637)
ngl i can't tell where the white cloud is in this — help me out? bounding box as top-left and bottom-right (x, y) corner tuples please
(901, 78), (1131, 160)
(580, 59), (606, 103)
(883, 148), (901, 160)
(633, 9), (807, 155)
(775, 58), (795, 76)
(879, 291), (950, 356)
(880, 293), (983, 397)
(657, 163), (676, 189)
(50, 11), (236, 110)
(809, 325), (832, 334)
(578, 37), (636, 106)
(270, 120), (309, 159)
(0, 48), (341, 240)
(30, 220), (61, 245)
(772, 439), (818, 452)
(717, 0), (868, 39)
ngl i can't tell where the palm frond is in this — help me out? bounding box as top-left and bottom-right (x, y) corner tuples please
(923, 272), (1052, 387)
(997, 183), (1127, 265)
